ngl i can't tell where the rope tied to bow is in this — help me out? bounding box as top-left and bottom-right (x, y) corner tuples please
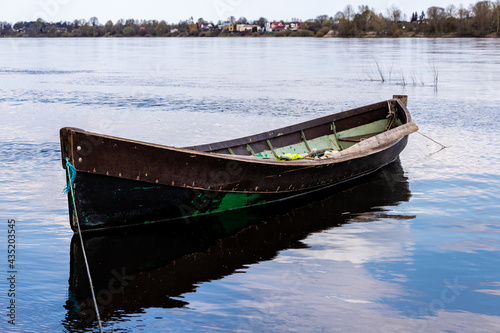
(63, 157), (77, 194)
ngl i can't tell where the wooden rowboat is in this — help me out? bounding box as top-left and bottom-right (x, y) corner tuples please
(60, 95), (418, 232)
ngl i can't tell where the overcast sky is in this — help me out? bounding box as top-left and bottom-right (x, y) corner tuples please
(3, 0), (468, 24)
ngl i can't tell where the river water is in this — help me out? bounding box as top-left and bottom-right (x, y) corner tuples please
(0, 37), (499, 332)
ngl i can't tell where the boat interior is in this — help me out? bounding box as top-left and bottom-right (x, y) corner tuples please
(187, 99), (408, 160)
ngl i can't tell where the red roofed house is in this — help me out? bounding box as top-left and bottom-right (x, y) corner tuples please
(266, 21), (286, 32)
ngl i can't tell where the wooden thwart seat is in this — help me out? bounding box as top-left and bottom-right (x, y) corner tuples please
(337, 132), (384, 143)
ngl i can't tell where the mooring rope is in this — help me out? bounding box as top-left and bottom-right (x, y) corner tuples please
(417, 131), (447, 149)
(64, 157), (104, 333)
(63, 159), (77, 194)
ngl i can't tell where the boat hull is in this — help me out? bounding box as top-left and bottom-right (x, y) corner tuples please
(67, 136), (408, 232)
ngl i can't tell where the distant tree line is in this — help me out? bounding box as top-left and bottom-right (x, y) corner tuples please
(1, 1), (499, 38)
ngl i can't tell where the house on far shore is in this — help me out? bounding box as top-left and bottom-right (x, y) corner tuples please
(198, 23), (214, 31)
(265, 21), (286, 33)
(220, 23), (236, 32)
(286, 22), (302, 31)
(236, 24), (261, 32)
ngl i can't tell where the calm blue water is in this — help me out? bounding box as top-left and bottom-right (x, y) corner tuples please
(0, 37), (500, 332)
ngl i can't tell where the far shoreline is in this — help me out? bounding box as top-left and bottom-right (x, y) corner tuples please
(2, 33), (499, 39)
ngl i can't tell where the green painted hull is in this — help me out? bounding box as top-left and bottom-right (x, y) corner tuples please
(69, 172), (277, 232)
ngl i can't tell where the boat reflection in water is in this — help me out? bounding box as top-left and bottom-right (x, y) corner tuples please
(64, 159), (413, 329)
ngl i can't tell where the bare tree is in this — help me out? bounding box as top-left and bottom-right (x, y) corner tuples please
(113, 19), (124, 35)
(254, 17), (268, 26)
(155, 20), (168, 36)
(197, 17), (208, 25)
(315, 14), (329, 26)
(236, 17), (248, 24)
(104, 20), (113, 33)
(427, 6), (445, 34)
(386, 4), (402, 34)
(338, 5), (355, 36)
(89, 17), (99, 27)
(443, 5), (458, 32)
(344, 5), (355, 22)
(445, 4), (457, 18)
(356, 5), (375, 32)
(472, 0), (492, 36)
(496, 0), (500, 33)
(386, 4), (402, 23)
